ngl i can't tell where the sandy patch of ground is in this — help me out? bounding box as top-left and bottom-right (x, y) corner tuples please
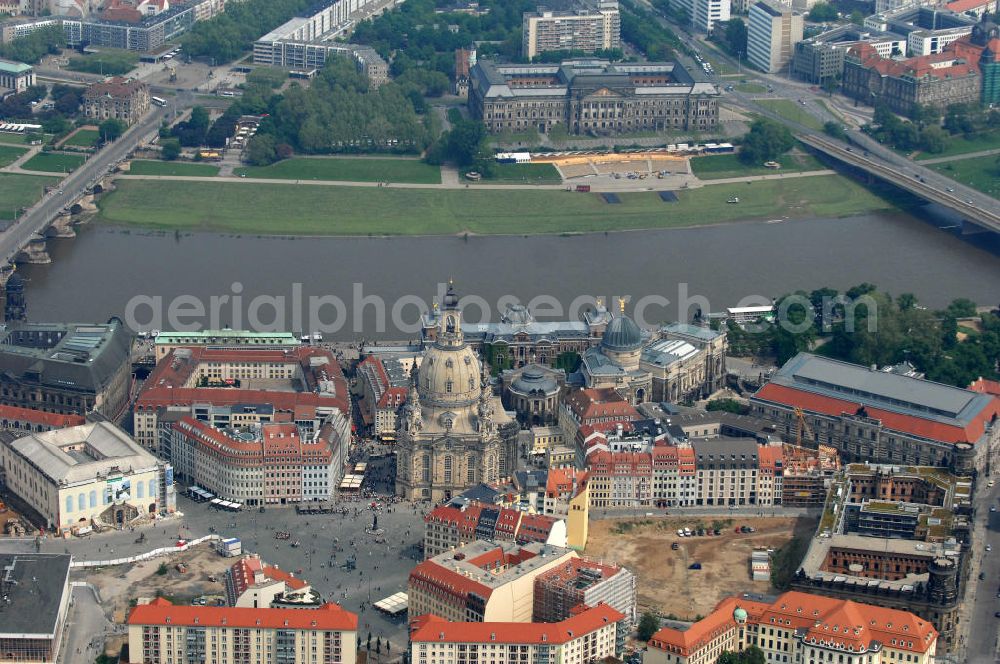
(585, 515), (817, 620)
(81, 543), (234, 622)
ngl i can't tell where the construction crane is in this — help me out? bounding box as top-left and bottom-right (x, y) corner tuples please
(794, 407), (816, 448)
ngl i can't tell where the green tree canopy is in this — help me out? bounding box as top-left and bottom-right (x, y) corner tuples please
(807, 3), (838, 21)
(161, 139), (181, 160)
(739, 118), (795, 165)
(637, 611), (661, 642)
(99, 118), (125, 142)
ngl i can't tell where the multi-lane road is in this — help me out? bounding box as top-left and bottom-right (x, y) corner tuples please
(0, 104), (167, 265)
(963, 480), (1000, 664)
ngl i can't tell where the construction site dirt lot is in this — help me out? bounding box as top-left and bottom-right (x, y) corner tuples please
(585, 515), (818, 620)
(80, 544), (233, 623)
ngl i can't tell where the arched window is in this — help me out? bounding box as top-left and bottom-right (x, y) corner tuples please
(65, 495), (73, 514)
(137, 481), (144, 499)
(148, 480), (156, 498)
(89, 490), (97, 508)
(77, 493), (85, 511)
(421, 455), (430, 482)
(443, 455), (453, 483)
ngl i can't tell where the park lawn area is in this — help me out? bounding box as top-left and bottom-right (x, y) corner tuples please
(691, 150), (826, 180)
(916, 130), (1000, 161)
(0, 145), (28, 168)
(756, 99), (825, 131)
(0, 132), (49, 145)
(66, 49), (139, 76)
(97, 174), (893, 236)
(930, 155), (1000, 199)
(63, 129), (101, 148)
(128, 160), (220, 176)
(233, 157), (441, 184)
(0, 174), (59, 221)
(735, 81), (766, 93)
(480, 163), (561, 184)
(21, 152), (87, 173)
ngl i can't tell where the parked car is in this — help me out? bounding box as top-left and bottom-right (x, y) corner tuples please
(671, 542), (679, 550)
(688, 562), (702, 570)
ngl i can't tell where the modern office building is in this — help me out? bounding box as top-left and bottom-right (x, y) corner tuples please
(0, 17), (60, 44)
(669, 0), (730, 33)
(747, 0), (803, 73)
(793, 26), (906, 83)
(0, 421), (175, 532)
(521, 0), (621, 60)
(0, 553), (72, 663)
(127, 598), (358, 664)
(863, 6), (977, 55)
(646, 591), (938, 664)
(469, 59), (719, 136)
(750, 353), (1000, 474)
(0, 320), (132, 419)
(409, 604), (626, 664)
(251, 0), (389, 87)
(63, 0), (224, 51)
(83, 76), (150, 125)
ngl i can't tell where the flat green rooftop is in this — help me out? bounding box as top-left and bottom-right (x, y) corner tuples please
(0, 59), (33, 74)
(154, 330), (299, 342)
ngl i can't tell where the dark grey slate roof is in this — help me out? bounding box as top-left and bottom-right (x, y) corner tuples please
(0, 553), (71, 639)
(0, 321), (132, 394)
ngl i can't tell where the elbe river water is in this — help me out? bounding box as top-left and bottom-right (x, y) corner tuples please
(18, 211), (1000, 339)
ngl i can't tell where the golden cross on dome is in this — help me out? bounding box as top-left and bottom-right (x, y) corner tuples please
(619, 299), (626, 313)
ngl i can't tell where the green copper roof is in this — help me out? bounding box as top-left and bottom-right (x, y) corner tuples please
(0, 59), (33, 75)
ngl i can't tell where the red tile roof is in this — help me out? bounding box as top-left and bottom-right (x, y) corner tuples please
(970, 377), (1000, 397)
(944, 0), (992, 12)
(229, 556), (309, 594)
(649, 591), (937, 656)
(128, 598), (357, 630)
(408, 559), (493, 601)
(757, 444), (784, 472)
(137, 346), (349, 417)
(546, 467), (587, 498)
(84, 76), (146, 99)
(754, 382), (1000, 444)
(564, 389), (639, 424)
(410, 603), (625, 645)
(849, 39), (983, 81)
(0, 405), (85, 429)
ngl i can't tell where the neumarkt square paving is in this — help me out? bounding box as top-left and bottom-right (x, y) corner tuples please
(31, 487), (429, 650)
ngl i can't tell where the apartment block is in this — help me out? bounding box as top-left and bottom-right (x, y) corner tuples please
(522, 0), (621, 60)
(127, 598), (357, 664)
(410, 604), (626, 664)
